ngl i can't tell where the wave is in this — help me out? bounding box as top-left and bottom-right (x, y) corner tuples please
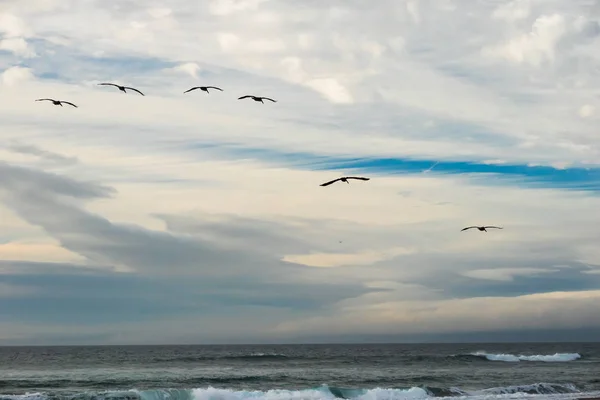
(151, 353), (290, 363)
(0, 383), (596, 400)
(465, 352), (582, 363)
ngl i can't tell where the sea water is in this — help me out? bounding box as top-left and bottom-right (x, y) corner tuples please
(1, 343), (599, 400)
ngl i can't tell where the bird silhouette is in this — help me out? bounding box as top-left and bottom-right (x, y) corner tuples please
(461, 226), (503, 232)
(98, 83), (144, 96)
(35, 98), (77, 108)
(320, 176), (370, 187)
(238, 95), (276, 103)
(184, 86), (223, 94)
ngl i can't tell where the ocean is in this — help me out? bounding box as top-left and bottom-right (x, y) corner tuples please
(1, 343), (599, 400)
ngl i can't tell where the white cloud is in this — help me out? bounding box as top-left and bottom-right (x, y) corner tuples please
(483, 13), (567, 66)
(0, 37), (35, 57)
(209, 0), (270, 16)
(492, 0), (532, 21)
(579, 104), (595, 118)
(171, 62), (201, 78)
(306, 78), (354, 104)
(1, 66), (33, 86)
(283, 247), (416, 268)
(0, 13), (31, 37)
(406, 1), (421, 24)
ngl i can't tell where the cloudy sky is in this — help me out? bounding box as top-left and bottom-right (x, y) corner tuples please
(0, 0), (599, 345)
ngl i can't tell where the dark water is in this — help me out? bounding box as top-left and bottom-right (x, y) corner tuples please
(1, 343), (599, 400)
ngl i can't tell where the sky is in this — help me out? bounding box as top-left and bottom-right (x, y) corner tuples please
(0, 0), (599, 345)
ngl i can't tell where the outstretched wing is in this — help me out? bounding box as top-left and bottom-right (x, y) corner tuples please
(98, 83), (118, 87)
(35, 98), (53, 102)
(261, 97), (276, 102)
(206, 86), (223, 91)
(484, 226), (503, 229)
(125, 86), (144, 96)
(320, 178), (342, 187)
(184, 87), (200, 93)
(461, 226), (478, 231)
(61, 101), (78, 108)
(238, 95), (252, 100)
(346, 176), (370, 181)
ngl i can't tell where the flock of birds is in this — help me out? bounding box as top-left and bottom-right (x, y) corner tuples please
(35, 82), (502, 234)
(35, 82), (276, 107)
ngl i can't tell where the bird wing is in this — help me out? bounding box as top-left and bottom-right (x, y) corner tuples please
(346, 177), (370, 181)
(484, 226), (503, 229)
(461, 226), (478, 231)
(35, 98), (53, 102)
(261, 97), (276, 102)
(238, 95), (252, 99)
(320, 178), (342, 187)
(98, 83), (118, 87)
(206, 86), (223, 91)
(184, 87), (200, 93)
(61, 101), (78, 108)
(125, 86), (144, 96)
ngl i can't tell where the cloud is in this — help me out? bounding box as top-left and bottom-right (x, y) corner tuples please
(305, 78), (353, 104)
(1, 66), (33, 86)
(461, 267), (560, 282)
(579, 104), (595, 118)
(284, 247), (415, 268)
(0, 0), (599, 344)
(6, 142), (79, 165)
(171, 62), (201, 78)
(273, 289), (600, 339)
(0, 165), (378, 333)
(0, 37), (36, 57)
(492, 0), (532, 21)
(482, 13), (567, 66)
(0, 13), (31, 37)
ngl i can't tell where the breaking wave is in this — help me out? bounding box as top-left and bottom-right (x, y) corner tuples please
(0, 383), (596, 400)
(466, 352), (582, 362)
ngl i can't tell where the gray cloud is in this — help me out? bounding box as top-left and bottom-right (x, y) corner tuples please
(0, 164), (379, 335)
(6, 142), (79, 165)
(0, 162), (114, 200)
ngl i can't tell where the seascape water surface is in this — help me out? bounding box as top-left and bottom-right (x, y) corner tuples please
(1, 343), (599, 400)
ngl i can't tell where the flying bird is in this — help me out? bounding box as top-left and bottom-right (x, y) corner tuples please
(320, 176), (370, 187)
(461, 226), (503, 232)
(35, 98), (77, 108)
(184, 86), (223, 94)
(98, 83), (144, 96)
(238, 95), (276, 103)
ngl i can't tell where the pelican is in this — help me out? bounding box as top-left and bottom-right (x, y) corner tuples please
(35, 98), (77, 108)
(184, 86), (223, 94)
(461, 226), (503, 232)
(320, 176), (370, 187)
(238, 95), (276, 103)
(98, 83), (144, 96)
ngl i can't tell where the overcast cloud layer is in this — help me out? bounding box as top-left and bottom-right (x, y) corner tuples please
(0, 0), (599, 345)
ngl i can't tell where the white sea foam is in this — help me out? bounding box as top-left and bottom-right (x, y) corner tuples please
(4, 385), (600, 400)
(187, 387), (598, 400)
(472, 352), (581, 362)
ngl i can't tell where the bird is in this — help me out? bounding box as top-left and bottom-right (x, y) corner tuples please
(35, 98), (78, 108)
(184, 86), (223, 94)
(461, 226), (503, 232)
(320, 176), (370, 187)
(98, 83), (144, 96)
(238, 95), (276, 103)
